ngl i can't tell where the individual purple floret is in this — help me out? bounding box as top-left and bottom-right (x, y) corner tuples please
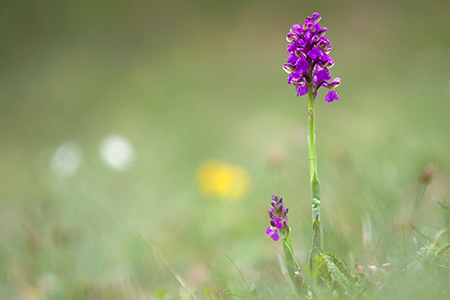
(266, 194), (290, 241)
(283, 12), (341, 102)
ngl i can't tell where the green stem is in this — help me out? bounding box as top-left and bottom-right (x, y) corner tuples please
(307, 87), (323, 271)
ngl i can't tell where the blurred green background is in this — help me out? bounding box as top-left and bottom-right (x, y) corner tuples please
(1, 0), (450, 299)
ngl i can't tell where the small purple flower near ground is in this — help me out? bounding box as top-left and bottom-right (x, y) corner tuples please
(283, 12), (341, 102)
(266, 194), (290, 241)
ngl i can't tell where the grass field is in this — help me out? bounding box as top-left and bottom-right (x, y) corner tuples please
(1, 1), (450, 299)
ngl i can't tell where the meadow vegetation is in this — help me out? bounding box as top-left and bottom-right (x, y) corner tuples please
(1, 0), (449, 299)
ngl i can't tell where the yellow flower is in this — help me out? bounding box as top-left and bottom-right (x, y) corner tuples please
(197, 160), (250, 200)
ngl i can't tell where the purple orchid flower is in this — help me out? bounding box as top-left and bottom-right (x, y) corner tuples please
(266, 195), (290, 241)
(283, 12), (341, 102)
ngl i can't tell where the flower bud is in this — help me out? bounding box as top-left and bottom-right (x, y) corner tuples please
(286, 33), (295, 43)
(327, 77), (341, 90)
(295, 49), (306, 58)
(282, 63), (296, 74)
(318, 37), (330, 49)
(318, 27), (327, 37)
(311, 12), (321, 23)
(323, 59), (335, 68)
(420, 164), (435, 184)
(303, 23), (312, 31)
(290, 24), (302, 33)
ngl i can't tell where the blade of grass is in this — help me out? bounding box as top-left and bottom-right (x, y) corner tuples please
(225, 292), (261, 299)
(225, 254), (254, 294)
(139, 232), (197, 300)
(259, 274), (278, 300)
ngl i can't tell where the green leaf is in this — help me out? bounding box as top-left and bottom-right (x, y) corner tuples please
(282, 230), (299, 283)
(282, 229), (312, 297)
(309, 217), (323, 273)
(322, 252), (354, 295)
(274, 246), (300, 299)
(154, 287), (167, 299)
